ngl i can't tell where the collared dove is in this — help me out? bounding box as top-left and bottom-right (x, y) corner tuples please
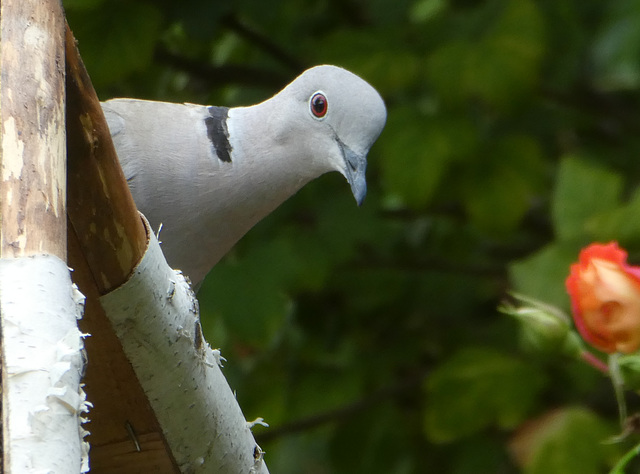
(102, 65), (386, 286)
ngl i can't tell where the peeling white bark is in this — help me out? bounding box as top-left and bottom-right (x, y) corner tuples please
(99, 216), (269, 474)
(0, 255), (90, 473)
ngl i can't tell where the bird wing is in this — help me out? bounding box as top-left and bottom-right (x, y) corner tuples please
(101, 99), (231, 284)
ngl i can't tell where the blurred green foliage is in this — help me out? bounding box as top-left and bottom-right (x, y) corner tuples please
(516, 407), (618, 474)
(424, 347), (546, 442)
(65, 0), (640, 471)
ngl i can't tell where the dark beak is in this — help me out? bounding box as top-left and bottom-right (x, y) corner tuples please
(341, 143), (367, 206)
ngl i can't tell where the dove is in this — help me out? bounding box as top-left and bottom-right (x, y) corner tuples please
(102, 65), (386, 286)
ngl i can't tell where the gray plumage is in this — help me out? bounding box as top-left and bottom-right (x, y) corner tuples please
(102, 65), (386, 286)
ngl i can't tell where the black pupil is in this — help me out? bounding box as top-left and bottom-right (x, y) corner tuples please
(312, 94), (326, 115)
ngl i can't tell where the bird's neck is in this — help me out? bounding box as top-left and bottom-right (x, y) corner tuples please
(188, 103), (329, 272)
(225, 104), (326, 211)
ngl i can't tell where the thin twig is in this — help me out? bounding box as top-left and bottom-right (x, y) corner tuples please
(155, 48), (290, 90)
(254, 373), (425, 443)
(609, 439), (640, 474)
(221, 14), (306, 73)
(609, 354), (628, 429)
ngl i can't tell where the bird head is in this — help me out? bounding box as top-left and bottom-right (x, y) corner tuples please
(270, 65), (387, 206)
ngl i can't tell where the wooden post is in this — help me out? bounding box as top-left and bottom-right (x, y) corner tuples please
(0, 0), (66, 258)
(0, 0), (89, 471)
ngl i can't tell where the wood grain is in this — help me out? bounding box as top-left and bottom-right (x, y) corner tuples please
(65, 22), (180, 472)
(0, 0), (66, 259)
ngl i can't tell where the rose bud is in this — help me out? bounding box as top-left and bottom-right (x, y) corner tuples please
(500, 293), (580, 356)
(566, 242), (640, 354)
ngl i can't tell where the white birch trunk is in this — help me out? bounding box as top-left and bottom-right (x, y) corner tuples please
(0, 255), (90, 472)
(99, 215), (269, 473)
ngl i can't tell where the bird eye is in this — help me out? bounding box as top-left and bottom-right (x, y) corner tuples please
(310, 92), (328, 118)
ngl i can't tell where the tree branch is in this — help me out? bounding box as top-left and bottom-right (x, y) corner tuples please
(255, 373), (425, 443)
(155, 48), (291, 90)
(221, 14), (306, 73)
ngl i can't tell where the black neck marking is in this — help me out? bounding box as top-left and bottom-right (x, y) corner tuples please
(205, 106), (232, 163)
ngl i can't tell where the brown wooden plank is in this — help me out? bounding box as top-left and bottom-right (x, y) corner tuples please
(65, 22), (147, 294)
(88, 432), (177, 474)
(69, 225), (177, 471)
(65, 22), (180, 473)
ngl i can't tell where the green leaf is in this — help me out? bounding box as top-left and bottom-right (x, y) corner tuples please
(316, 30), (422, 96)
(410, 0), (448, 23)
(552, 155), (623, 241)
(378, 107), (451, 209)
(520, 407), (616, 474)
(330, 404), (415, 474)
(471, 0), (545, 109)
(586, 186), (640, 246)
(199, 238), (299, 348)
(311, 185), (396, 267)
(426, 40), (472, 106)
(509, 242), (580, 308)
(592, 0), (640, 91)
(617, 353), (640, 390)
(379, 108), (479, 209)
(424, 347), (545, 442)
(461, 134), (546, 234)
(427, 0), (544, 109)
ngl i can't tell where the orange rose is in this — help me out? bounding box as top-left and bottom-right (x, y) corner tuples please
(566, 242), (640, 354)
